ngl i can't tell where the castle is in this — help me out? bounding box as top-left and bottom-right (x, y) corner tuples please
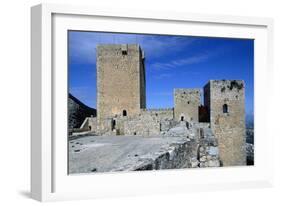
(76, 44), (246, 167)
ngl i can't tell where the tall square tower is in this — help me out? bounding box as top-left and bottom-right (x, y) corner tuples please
(96, 44), (146, 122)
(204, 80), (246, 166)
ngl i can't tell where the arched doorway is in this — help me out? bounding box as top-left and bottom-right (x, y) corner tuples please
(123, 110), (127, 116)
(112, 119), (116, 131)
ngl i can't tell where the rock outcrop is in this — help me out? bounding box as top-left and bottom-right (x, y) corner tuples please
(68, 93), (96, 129)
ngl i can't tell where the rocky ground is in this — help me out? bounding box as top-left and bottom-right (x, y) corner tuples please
(68, 121), (221, 174)
(68, 121), (254, 174)
(69, 135), (196, 174)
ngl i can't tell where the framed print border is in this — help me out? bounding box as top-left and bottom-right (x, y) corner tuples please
(31, 3), (274, 202)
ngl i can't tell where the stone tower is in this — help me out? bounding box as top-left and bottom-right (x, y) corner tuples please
(204, 80), (246, 166)
(174, 89), (201, 122)
(96, 44), (146, 122)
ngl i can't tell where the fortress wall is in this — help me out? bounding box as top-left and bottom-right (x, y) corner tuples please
(174, 89), (201, 122)
(114, 109), (174, 136)
(95, 118), (113, 135)
(141, 108), (174, 121)
(124, 115), (161, 136)
(134, 138), (199, 171)
(205, 80), (246, 166)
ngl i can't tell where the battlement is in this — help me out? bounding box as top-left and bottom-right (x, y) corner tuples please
(97, 44), (144, 58)
(207, 80), (244, 99)
(141, 108), (173, 112)
(174, 88), (201, 94)
(209, 79), (244, 88)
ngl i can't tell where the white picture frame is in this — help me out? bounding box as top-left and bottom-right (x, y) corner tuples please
(31, 3), (274, 202)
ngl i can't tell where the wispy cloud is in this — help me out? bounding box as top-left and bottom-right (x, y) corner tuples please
(149, 46), (229, 70)
(153, 73), (173, 80)
(68, 32), (196, 64)
(138, 36), (196, 59)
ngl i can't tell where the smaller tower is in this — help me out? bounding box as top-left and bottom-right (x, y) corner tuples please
(204, 80), (246, 166)
(174, 89), (201, 122)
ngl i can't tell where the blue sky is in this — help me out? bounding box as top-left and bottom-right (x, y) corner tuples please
(68, 31), (254, 118)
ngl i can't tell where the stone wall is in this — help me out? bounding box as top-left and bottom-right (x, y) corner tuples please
(134, 121), (221, 170)
(80, 117), (98, 131)
(204, 80), (246, 166)
(140, 108), (174, 120)
(174, 89), (201, 122)
(134, 138), (198, 171)
(96, 44), (146, 126)
(68, 93), (96, 129)
(197, 136), (220, 167)
(123, 108), (174, 136)
(124, 115), (161, 136)
(123, 120), (221, 171)
(96, 118), (116, 135)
